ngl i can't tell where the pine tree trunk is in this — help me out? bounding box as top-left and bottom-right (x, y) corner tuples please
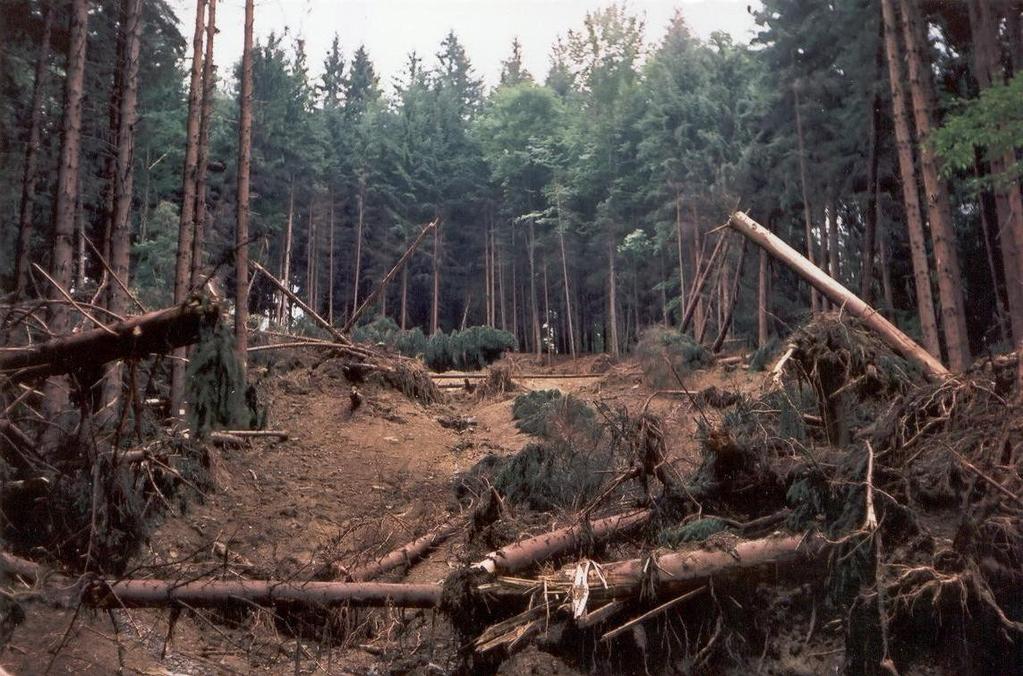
(235, 0), (254, 381)
(170, 0), (207, 417)
(860, 20), (884, 304)
(190, 0), (217, 290)
(400, 265), (408, 330)
(42, 0), (89, 421)
(484, 219), (492, 327)
(758, 247), (769, 346)
(879, 226), (895, 314)
(498, 231), (507, 332)
(431, 221), (440, 334)
(352, 179), (365, 319)
(557, 188), (576, 357)
(307, 205), (316, 309)
(793, 84), (821, 316)
(511, 244), (519, 348)
(974, 159), (1008, 342)
(880, 0), (942, 359)
(899, 0), (971, 370)
(526, 219), (541, 355)
(826, 200), (840, 286)
(968, 0), (1023, 344)
(12, 0), (54, 300)
(328, 193), (335, 325)
(102, 0), (142, 411)
(675, 192), (686, 325)
(278, 183), (295, 326)
(607, 238), (620, 358)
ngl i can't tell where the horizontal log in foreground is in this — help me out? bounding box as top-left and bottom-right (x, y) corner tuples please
(0, 299), (219, 382)
(474, 509), (652, 575)
(84, 579), (442, 609)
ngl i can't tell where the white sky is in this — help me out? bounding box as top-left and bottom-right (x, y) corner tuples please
(173, 0), (761, 90)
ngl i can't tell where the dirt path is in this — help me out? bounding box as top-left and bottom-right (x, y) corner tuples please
(2, 351), (761, 674)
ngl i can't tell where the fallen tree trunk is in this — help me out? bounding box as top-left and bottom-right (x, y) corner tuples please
(343, 220), (438, 334)
(341, 515), (462, 582)
(251, 261), (347, 343)
(83, 579), (442, 609)
(0, 298), (219, 382)
(728, 211), (949, 379)
(474, 509), (651, 575)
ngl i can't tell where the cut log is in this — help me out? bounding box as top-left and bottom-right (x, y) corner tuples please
(728, 212), (949, 379)
(473, 509), (651, 575)
(83, 579), (441, 609)
(0, 298), (219, 382)
(342, 219), (438, 333)
(340, 515), (462, 581)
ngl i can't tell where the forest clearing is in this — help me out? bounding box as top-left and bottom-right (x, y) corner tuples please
(2, 0), (1023, 674)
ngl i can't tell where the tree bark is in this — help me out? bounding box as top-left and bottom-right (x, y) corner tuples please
(102, 0), (143, 410)
(352, 177), (366, 320)
(681, 234), (726, 334)
(12, 0), (55, 300)
(42, 0), (90, 420)
(473, 509), (651, 576)
(793, 84), (822, 315)
(880, 0), (942, 360)
(170, 0), (207, 417)
(431, 220), (440, 334)
(758, 248), (770, 346)
(278, 182), (295, 326)
(728, 211), (949, 379)
(528, 219), (541, 356)
(1, 300), (220, 382)
(328, 192), (335, 325)
(860, 19), (885, 304)
(607, 238), (620, 357)
(190, 0), (217, 290)
(675, 193), (687, 325)
(898, 0), (971, 370)
(235, 0), (254, 381)
(85, 579), (441, 610)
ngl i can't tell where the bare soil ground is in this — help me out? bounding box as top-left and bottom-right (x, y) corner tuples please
(2, 350), (761, 675)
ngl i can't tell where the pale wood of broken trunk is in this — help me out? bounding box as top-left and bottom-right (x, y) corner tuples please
(728, 212), (949, 379)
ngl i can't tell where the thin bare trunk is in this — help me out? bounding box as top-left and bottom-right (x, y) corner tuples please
(42, 0), (89, 421)
(352, 178), (365, 318)
(278, 183), (295, 326)
(880, 0), (942, 359)
(400, 265), (408, 330)
(899, 0), (971, 369)
(607, 238), (619, 358)
(793, 84), (821, 315)
(235, 0), (254, 380)
(758, 248), (769, 346)
(13, 1), (54, 300)
(431, 221), (440, 334)
(102, 0), (142, 410)
(528, 220), (541, 355)
(328, 193), (335, 325)
(675, 192), (686, 325)
(713, 241), (747, 353)
(190, 0), (217, 290)
(557, 188), (576, 357)
(861, 22), (884, 303)
(170, 0), (207, 417)
(498, 233), (507, 332)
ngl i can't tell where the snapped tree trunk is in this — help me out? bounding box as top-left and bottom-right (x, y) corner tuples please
(728, 211), (949, 379)
(42, 0), (90, 421)
(12, 0), (54, 301)
(899, 0), (971, 370)
(880, 0), (942, 360)
(713, 240), (747, 353)
(235, 0), (254, 380)
(170, 0), (207, 418)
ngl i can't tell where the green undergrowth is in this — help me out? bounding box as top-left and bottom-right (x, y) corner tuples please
(353, 317), (515, 371)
